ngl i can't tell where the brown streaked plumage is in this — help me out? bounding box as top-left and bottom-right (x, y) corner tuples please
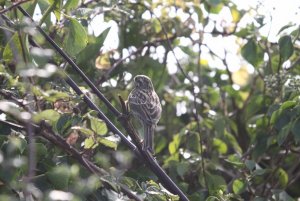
(128, 75), (162, 153)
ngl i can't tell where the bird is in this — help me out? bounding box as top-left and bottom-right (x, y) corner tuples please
(128, 75), (162, 154)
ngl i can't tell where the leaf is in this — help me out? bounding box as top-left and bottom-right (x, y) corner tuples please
(155, 135), (167, 154)
(241, 38), (263, 67)
(276, 168), (288, 188)
(33, 109), (60, 126)
(245, 160), (255, 171)
(280, 101), (297, 110)
(46, 165), (71, 189)
(176, 162), (189, 177)
(84, 137), (97, 149)
(3, 33), (22, 62)
(48, 0), (62, 21)
(95, 53), (111, 70)
(98, 136), (119, 150)
(168, 134), (181, 155)
(64, 18), (88, 57)
(63, 0), (79, 11)
(90, 117), (107, 135)
(225, 154), (244, 167)
(56, 113), (73, 135)
(292, 118), (300, 142)
(206, 173), (226, 192)
(76, 28), (110, 65)
(213, 138), (227, 154)
(270, 109), (282, 125)
(279, 35), (294, 62)
(187, 132), (201, 153)
(72, 126), (94, 136)
(277, 24), (296, 35)
(232, 179), (246, 194)
(277, 124), (291, 146)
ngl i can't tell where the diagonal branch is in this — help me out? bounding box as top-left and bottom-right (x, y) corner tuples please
(0, 0), (31, 15)
(15, 6), (189, 201)
(0, 119), (142, 201)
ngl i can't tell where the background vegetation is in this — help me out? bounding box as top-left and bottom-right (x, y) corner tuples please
(1, 0), (300, 200)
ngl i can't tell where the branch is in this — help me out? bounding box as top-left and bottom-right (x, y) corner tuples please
(96, 35), (177, 85)
(16, 6), (189, 200)
(0, 119), (142, 201)
(0, 0), (31, 15)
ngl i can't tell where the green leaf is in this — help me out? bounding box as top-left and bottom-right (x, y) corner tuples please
(292, 118), (300, 142)
(155, 135), (167, 154)
(270, 109), (282, 125)
(241, 38), (263, 67)
(279, 35), (294, 62)
(225, 154), (244, 167)
(76, 28), (110, 65)
(245, 160), (255, 171)
(90, 117), (107, 135)
(176, 162), (189, 177)
(280, 100), (296, 111)
(48, 0), (62, 21)
(276, 168), (288, 188)
(206, 173), (226, 192)
(213, 138), (227, 154)
(232, 179), (246, 194)
(72, 126), (94, 136)
(63, 0), (79, 11)
(46, 165), (71, 189)
(168, 134), (181, 155)
(84, 137), (97, 149)
(253, 169), (266, 176)
(64, 18), (88, 57)
(98, 136), (119, 150)
(56, 113), (73, 135)
(187, 132), (201, 153)
(277, 124), (291, 145)
(33, 109), (60, 126)
(3, 33), (22, 62)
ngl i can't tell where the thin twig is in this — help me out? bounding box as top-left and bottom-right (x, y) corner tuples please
(0, 0), (31, 15)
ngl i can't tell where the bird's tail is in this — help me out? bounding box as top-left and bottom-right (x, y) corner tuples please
(144, 124), (155, 154)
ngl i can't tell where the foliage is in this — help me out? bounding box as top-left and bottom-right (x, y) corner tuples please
(1, 0), (300, 200)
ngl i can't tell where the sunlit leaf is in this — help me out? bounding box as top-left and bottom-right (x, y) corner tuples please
(98, 136), (119, 150)
(64, 18), (88, 57)
(276, 168), (288, 188)
(90, 116), (107, 135)
(168, 134), (181, 155)
(84, 136), (97, 149)
(95, 52), (111, 70)
(72, 126), (94, 136)
(213, 138), (227, 154)
(76, 28), (110, 65)
(232, 179), (246, 194)
(3, 33), (22, 62)
(33, 109), (60, 126)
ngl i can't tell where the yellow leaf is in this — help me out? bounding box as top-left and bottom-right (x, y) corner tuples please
(232, 66), (249, 86)
(95, 53), (111, 70)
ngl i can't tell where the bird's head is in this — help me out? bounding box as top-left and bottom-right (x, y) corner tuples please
(133, 75), (154, 90)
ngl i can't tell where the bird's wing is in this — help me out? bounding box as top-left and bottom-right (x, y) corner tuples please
(129, 90), (161, 125)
